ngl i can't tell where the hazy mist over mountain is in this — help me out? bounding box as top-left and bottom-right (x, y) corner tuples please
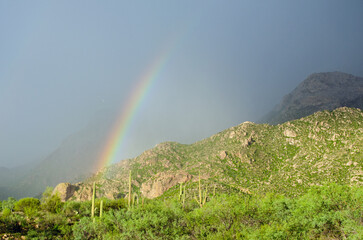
(1, 0), (363, 169)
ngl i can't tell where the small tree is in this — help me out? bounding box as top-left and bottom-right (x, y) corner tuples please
(2, 197), (16, 212)
(14, 197), (40, 211)
(41, 187), (63, 213)
(14, 197), (40, 217)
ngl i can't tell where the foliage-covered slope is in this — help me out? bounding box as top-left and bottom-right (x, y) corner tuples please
(60, 107), (362, 201)
(2, 184), (362, 239)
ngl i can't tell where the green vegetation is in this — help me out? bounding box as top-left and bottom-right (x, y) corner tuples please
(1, 108), (362, 238)
(128, 170), (132, 208)
(41, 187), (63, 213)
(13, 198), (40, 218)
(194, 172), (208, 208)
(0, 184), (362, 239)
(2, 197), (16, 212)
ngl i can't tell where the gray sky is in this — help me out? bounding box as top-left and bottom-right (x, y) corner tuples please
(1, 0), (363, 168)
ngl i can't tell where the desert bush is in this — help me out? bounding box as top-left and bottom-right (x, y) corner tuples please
(289, 184), (363, 239)
(1, 207), (12, 219)
(186, 194), (255, 239)
(78, 200), (92, 216)
(256, 193), (294, 224)
(100, 200), (189, 239)
(41, 187), (64, 213)
(102, 198), (127, 211)
(62, 201), (82, 218)
(0, 213), (27, 234)
(13, 197), (40, 218)
(1, 197), (16, 212)
(72, 217), (108, 240)
(0, 184), (361, 239)
(32, 212), (71, 238)
(249, 222), (289, 240)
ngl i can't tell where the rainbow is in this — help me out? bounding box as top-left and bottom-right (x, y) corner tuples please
(95, 45), (174, 172)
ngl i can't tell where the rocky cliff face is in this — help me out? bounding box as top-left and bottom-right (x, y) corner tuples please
(260, 72), (363, 124)
(53, 183), (78, 201)
(140, 171), (192, 199)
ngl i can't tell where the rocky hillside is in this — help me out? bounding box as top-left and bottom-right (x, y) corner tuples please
(260, 72), (363, 124)
(55, 107), (363, 201)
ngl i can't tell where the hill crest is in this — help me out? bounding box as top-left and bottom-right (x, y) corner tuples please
(55, 107), (363, 201)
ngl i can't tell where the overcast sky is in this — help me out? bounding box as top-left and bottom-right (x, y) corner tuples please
(1, 0), (363, 168)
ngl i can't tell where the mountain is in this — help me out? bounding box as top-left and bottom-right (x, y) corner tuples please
(0, 113), (114, 200)
(56, 107), (363, 201)
(0, 162), (38, 200)
(260, 72), (363, 124)
(4, 72), (362, 201)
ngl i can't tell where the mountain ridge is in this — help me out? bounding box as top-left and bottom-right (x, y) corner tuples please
(260, 71), (363, 124)
(55, 107), (363, 201)
(2, 72), (362, 201)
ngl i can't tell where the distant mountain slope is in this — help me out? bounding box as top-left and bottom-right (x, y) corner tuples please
(58, 107), (363, 201)
(260, 72), (363, 124)
(0, 163), (37, 200)
(0, 114), (114, 200)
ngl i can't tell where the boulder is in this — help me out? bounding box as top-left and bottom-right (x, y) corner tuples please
(284, 129), (297, 137)
(53, 182), (78, 201)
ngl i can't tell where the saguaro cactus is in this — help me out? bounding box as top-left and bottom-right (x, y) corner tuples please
(179, 183), (183, 201)
(179, 183), (186, 208)
(194, 172), (208, 208)
(128, 170), (132, 208)
(132, 193), (138, 208)
(99, 200), (103, 218)
(91, 182), (96, 218)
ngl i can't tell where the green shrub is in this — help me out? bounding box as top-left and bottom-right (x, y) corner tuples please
(32, 212), (71, 238)
(0, 184), (361, 239)
(186, 194), (255, 239)
(72, 217), (108, 240)
(1, 207), (12, 218)
(14, 197), (40, 211)
(102, 198), (127, 211)
(2, 197), (16, 211)
(41, 187), (64, 213)
(0, 213), (27, 234)
(250, 223), (289, 240)
(101, 200), (189, 239)
(256, 193), (294, 224)
(14, 197), (40, 218)
(288, 184), (363, 239)
(79, 200), (92, 216)
(62, 201), (82, 217)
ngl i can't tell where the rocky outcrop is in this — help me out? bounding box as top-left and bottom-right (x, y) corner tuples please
(53, 182), (78, 201)
(140, 171), (192, 198)
(260, 72), (363, 124)
(284, 129), (297, 138)
(73, 184), (93, 201)
(53, 182), (97, 201)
